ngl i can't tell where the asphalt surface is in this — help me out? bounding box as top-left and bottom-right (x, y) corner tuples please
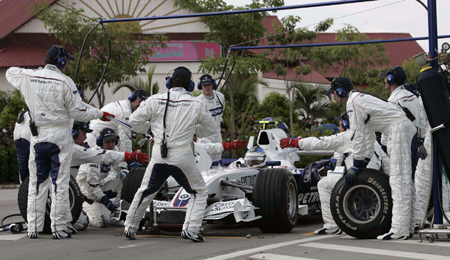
(2, 188), (450, 260)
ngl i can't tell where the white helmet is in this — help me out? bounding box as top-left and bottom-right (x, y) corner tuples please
(244, 146), (267, 167)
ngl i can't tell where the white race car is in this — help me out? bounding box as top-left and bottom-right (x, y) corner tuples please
(120, 125), (326, 234)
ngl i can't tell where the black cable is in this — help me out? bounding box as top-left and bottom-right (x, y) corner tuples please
(74, 22), (100, 84)
(415, 0), (427, 11)
(218, 50), (236, 93)
(88, 22), (112, 104)
(216, 49), (230, 88)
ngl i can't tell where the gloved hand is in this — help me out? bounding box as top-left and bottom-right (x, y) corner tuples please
(418, 138), (428, 160)
(100, 195), (118, 212)
(280, 138), (300, 149)
(119, 170), (128, 180)
(362, 157), (371, 169)
(381, 144), (387, 154)
(223, 140), (248, 151)
(100, 111), (115, 121)
(127, 161), (139, 171)
(124, 150), (149, 163)
(103, 190), (118, 199)
(345, 159), (363, 185)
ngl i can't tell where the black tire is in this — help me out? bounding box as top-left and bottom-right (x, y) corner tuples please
(18, 175), (83, 234)
(331, 169), (392, 239)
(121, 167), (146, 203)
(253, 168), (298, 233)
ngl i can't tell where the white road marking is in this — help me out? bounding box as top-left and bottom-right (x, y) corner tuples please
(248, 253), (317, 260)
(203, 235), (331, 260)
(118, 242), (157, 249)
(300, 242), (450, 260)
(0, 233), (27, 241)
(340, 234), (450, 247)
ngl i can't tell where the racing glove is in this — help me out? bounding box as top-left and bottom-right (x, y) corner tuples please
(119, 170), (128, 180)
(124, 150), (149, 163)
(418, 138), (428, 160)
(100, 195), (118, 212)
(362, 157), (371, 169)
(223, 140), (248, 151)
(345, 159), (363, 185)
(280, 138), (300, 149)
(103, 190), (118, 199)
(100, 111), (115, 121)
(127, 161), (139, 171)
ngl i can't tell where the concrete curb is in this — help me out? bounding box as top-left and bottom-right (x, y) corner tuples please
(0, 184), (20, 189)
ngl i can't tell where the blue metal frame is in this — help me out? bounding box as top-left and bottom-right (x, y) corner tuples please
(99, 0), (377, 24)
(229, 35), (450, 50)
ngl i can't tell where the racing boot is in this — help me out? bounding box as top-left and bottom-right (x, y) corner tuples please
(181, 229), (205, 242)
(27, 232), (38, 239)
(314, 227), (342, 235)
(124, 229), (136, 240)
(376, 232), (408, 240)
(52, 230), (72, 239)
(67, 223), (78, 234)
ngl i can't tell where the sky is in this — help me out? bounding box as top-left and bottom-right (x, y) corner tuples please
(224, 0), (450, 55)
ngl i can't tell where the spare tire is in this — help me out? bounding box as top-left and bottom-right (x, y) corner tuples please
(253, 168), (298, 233)
(331, 169), (392, 239)
(18, 175), (83, 234)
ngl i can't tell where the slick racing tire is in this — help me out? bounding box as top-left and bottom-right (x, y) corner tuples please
(121, 167), (146, 204)
(253, 168), (298, 233)
(18, 175), (83, 234)
(331, 169), (392, 239)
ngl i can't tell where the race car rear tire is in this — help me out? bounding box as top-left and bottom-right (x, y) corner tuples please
(331, 169), (392, 239)
(18, 175), (83, 234)
(253, 168), (298, 233)
(121, 167), (146, 204)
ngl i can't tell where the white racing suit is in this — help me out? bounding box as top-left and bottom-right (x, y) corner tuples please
(299, 131), (389, 231)
(6, 65), (102, 234)
(13, 112), (32, 183)
(76, 148), (128, 228)
(347, 91), (416, 237)
(414, 123), (432, 224)
(124, 87), (216, 235)
(87, 100), (133, 153)
(196, 91), (225, 161)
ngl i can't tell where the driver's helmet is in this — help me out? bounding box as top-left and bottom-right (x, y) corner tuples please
(244, 146), (267, 167)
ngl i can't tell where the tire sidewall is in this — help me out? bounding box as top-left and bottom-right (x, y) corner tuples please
(331, 169), (392, 239)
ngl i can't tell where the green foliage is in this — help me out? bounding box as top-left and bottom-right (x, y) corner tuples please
(31, 2), (166, 106)
(294, 83), (333, 121)
(0, 145), (19, 184)
(113, 65), (160, 96)
(311, 25), (389, 85)
(0, 90), (11, 114)
(0, 90), (26, 128)
(403, 58), (421, 83)
(254, 92), (291, 124)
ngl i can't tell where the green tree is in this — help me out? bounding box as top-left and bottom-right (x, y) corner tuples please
(294, 83), (333, 122)
(311, 25), (389, 85)
(174, 0), (278, 140)
(112, 65), (160, 96)
(221, 74), (267, 132)
(267, 15), (333, 136)
(254, 92), (291, 124)
(403, 58), (421, 84)
(0, 90), (26, 128)
(0, 90), (11, 115)
(32, 2), (166, 107)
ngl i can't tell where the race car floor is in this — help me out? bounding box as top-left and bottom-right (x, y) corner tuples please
(2, 188), (450, 260)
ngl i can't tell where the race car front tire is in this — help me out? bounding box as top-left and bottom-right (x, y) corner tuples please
(253, 168), (299, 233)
(18, 175), (83, 234)
(330, 169), (392, 239)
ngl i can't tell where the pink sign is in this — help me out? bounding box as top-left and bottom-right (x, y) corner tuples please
(147, 41), (221, 61)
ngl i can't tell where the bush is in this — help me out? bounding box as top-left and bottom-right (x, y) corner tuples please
(0, 145), (19, 184)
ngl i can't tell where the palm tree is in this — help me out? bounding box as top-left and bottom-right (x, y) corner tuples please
(221, 74), (267, 138)
(113, 65), (159, 96)
(294, 83), (332, 122)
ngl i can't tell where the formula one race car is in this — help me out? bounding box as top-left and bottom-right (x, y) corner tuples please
(120, 122), (330, 234)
